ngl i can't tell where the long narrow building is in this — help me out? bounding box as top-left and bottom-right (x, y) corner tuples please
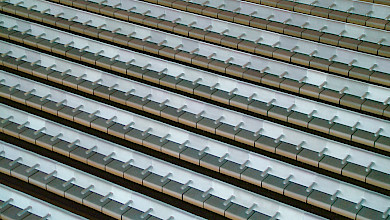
(0, 0), (389, 219)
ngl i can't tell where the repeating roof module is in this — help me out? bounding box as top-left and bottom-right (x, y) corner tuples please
(0, 0), (389, 219)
